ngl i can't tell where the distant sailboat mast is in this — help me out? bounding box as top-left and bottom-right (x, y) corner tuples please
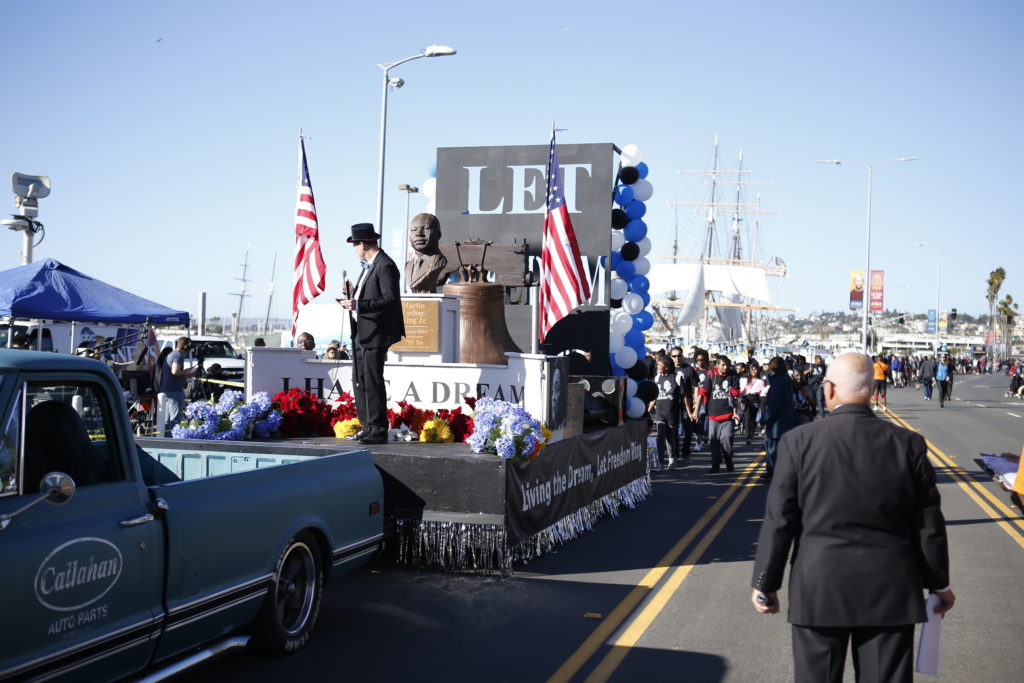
(262, 251), (277, 336)
(230, 247), (252, 342)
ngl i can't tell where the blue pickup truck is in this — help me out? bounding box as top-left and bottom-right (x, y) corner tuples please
(0, 350), (384, 681)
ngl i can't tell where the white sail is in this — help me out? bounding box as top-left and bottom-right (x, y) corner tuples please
(675, 264), (705, 326)
(648, 263), (772, 304)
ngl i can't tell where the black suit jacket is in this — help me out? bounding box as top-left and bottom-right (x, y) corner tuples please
(353, 250), (405, 348)
(751, 403), (949, 627)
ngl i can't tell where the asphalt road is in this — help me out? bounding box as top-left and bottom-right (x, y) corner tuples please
(185, 372), (1024, 683)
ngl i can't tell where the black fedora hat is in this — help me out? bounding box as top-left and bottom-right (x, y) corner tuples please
(347, 223), (381, 243)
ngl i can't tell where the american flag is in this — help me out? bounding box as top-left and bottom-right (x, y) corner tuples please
(292, 137), (327, 336)
(539, 131), (591, 342)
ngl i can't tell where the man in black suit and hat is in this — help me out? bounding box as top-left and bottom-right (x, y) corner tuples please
(338, 223), (405, 444)
(750, 352), (954, 683)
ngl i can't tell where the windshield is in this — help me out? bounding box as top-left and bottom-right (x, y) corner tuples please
(191, 341), (240, 360)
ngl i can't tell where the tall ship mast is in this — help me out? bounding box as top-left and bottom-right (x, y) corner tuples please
(649, 137), (789, 351)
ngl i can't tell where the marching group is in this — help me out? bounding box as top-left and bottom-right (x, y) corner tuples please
(643, 346), (1011, 478)
(646, 347), (827, 480)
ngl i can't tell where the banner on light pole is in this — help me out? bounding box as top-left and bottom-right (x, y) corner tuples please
(869, 270), (885, 312)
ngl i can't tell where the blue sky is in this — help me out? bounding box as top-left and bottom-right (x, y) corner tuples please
(3, 1), (1022, 327)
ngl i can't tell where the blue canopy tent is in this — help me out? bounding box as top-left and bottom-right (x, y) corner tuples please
(0, 258), (189, 352)
(0, 258), (188, 324)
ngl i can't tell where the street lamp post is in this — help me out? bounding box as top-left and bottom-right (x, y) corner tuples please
(375, 45), (456, 245)
(819, 157), (916, 354)
(913, 241), (965, 352)
(398, 183), (419, 228)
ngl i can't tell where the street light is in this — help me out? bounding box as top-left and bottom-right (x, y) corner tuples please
(397, 184), (419, 228)
(375, 45), (456, 246)
(818, 157), (917, 353)
(912, 241), (965, 352)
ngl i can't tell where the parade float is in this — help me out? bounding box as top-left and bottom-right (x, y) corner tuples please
(238, 139), (661, 573)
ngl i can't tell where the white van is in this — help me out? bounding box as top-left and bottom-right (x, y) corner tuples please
(156, 335), (246, 384)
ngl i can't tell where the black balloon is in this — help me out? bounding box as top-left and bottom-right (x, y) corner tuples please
(626, 361), (649, 382)
(610, 297), (622, 309)
(618, 166), (640, 185)
(611, 209), (629, 229)
(635, 380), (658, 403)
(620, 241), (640, 261)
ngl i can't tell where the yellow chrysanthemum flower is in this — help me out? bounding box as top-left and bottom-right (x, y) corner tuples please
(419, 418), (454, 443)
(333, 418), (361, 439)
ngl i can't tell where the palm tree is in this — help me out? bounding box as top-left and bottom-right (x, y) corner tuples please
(987, 268), (1006, 350)
(997, 294), (1018, 356)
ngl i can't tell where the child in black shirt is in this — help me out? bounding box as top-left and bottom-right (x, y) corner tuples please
(650, 356), (681, 471)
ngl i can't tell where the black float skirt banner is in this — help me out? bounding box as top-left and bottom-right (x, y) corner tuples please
(505, 420), (648, 543)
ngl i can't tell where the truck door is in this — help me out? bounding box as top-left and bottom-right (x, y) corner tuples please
(0, 376), (164, 681)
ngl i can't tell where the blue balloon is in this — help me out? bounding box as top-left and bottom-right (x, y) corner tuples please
(634, 310), (654, 330)
(614, 184), (635, 206)
(610, 356), (625, 376)
(616, 259), (636, 280)
(629, 274), (650, 293)
(640, 290), (651, 306)
(625, 328), (645, 348)
(635, 161), (649, 179)
(599, 254), (608, 269)
(610, 251), (622, 269)
(623, 219), (648, 243)
(625, 200), (647, 219)
(429, 164), (437, 178)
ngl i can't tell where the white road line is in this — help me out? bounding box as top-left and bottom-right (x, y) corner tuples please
(1008, 412), (1022, 418)
(976, 403), (986, 408)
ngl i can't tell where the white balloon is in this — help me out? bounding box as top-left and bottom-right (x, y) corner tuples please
(625, 377), (638, 396)
(421, 177), (437, 199)
(631, 179), (653, 202)
(609, 331), (625, 353)
(611, 310), (633, 333)
(611, 230), (625, 251)
(626, 396), (647, 419)
(426, 198), (436, 214)
(615, 345), (638, 369)
(632, 256), (650, 276)
(621, 144), (643, 167)
(637, 237), (652, 256)
(610, 277), (628, 300)
(622, 292), (644, 315)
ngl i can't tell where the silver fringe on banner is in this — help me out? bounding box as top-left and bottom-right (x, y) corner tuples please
(394, 475), (652, 576)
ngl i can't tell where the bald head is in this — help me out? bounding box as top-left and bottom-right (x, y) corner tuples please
(823, 353), (874, 409)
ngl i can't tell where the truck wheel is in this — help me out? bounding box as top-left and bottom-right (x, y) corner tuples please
(253, 532), (323, 655)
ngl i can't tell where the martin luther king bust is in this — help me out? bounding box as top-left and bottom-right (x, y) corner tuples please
(404, 212), (449, 293)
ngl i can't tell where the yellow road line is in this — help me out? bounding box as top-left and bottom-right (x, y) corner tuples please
(884, 408), (1024, 526)
(885, 409), (1024, 549)
(584, 465), (762, 682)
(548, 457), (763, 683)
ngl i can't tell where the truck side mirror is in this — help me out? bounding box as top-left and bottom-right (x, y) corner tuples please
(39, 472), (76, 505)
(0, 472), (76, 531)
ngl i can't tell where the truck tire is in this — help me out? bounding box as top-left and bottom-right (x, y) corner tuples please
(253, 532), (323, 655)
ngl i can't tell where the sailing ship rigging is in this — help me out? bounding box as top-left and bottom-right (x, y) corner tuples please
(649, 136), (790, 348)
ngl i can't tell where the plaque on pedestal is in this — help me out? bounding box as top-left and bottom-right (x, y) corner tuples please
(389, 294), (460, 364)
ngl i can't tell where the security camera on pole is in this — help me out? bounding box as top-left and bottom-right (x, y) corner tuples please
(2, 172), (51, 265)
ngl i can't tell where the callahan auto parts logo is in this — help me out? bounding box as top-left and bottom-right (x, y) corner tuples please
(34, 538), (123, 612)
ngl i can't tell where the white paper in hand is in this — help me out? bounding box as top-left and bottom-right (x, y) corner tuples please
(916, 593), (942, 675)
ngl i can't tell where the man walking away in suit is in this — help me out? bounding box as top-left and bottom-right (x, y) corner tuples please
(338, 223), (405, 445)
(750, 352), (954, 683)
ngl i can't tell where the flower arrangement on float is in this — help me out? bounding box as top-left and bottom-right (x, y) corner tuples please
(466, 396), (550, 462)
(385, 400), (474, 443)
(171, 388), (547, 459)
(171, 390), (283, 440)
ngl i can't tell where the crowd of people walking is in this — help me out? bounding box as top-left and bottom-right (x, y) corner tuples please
(644, 346), (1018, 477)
